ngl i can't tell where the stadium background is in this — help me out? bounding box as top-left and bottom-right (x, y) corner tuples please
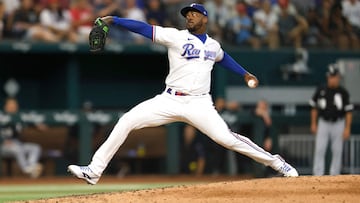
(0, 0), (360, 201)
(0, 42), (359, 178)
(0, 43), (359, 203)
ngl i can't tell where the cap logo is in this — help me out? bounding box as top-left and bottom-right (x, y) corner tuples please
(181, 3), (208, 17)
(327, 64), (340, 76)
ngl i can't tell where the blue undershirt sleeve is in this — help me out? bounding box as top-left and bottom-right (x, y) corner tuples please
(112, 17), (153, 40)
(217, 52), (248, 76)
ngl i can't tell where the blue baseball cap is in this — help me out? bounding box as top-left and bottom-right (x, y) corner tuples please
(181, 3), (208, 17)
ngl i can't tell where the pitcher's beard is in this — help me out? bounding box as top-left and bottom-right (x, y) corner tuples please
(187, 27), (196, 33)
(186, 22), (203, 33)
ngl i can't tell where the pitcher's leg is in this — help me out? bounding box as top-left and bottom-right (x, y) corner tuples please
(329, 120), (345, 175)
(88, 114), (134, 176)
(89, 95), (179, 176)
(69, 94), (182, 184)
(313, 119), (329, 176)
(194, 119), (297, 176)
(184, 98), (297, 176)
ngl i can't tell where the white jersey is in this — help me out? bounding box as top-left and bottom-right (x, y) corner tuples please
(153, 26), (224, 95)
(80, 15), (298, 181)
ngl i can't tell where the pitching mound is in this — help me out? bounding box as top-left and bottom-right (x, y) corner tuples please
(25, 175), (359, 203)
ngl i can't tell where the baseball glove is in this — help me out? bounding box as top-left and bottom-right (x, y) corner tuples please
(89, 18), (109, 53)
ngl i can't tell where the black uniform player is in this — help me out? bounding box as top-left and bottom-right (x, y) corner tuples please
(309, 64), (353, 175)
(0, 98), (43, 178)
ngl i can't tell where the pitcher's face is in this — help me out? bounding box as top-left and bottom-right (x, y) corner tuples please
(184, 11), (207, 34)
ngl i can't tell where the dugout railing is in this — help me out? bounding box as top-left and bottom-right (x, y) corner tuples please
(279, 134), (360, 175)
(0, 110), (181, 176)
(1, 110), (360, 177)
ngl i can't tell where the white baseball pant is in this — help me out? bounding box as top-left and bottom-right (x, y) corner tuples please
(88, 91), (283, 175)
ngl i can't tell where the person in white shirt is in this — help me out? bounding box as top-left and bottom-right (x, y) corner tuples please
(253, 0), (279, 49)
(124, 0), (147, 43)
(40, 0), (78, 42)
(204, 0), (232, 42)
(342, 0), (360, 36)
(68, 3), (299, 185)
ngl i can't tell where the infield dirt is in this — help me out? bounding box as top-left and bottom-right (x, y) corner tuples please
(10, 174), (360, 203)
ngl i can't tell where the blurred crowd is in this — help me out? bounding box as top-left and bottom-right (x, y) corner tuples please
(0, 0), (359, 50)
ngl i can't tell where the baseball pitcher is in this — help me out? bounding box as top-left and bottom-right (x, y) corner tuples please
(68, 3), (298, 185)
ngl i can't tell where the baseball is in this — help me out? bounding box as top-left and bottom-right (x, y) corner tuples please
(247, 79), (256, 88)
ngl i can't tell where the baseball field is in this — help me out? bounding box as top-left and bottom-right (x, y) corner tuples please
(1, 174), (359, 203)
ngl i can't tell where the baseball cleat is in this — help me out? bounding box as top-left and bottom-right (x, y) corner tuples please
(67, 165), (100, 185)
(274, 155), (299, 177)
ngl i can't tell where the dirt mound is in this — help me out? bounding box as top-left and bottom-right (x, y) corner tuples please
(24, 175), (360, 203)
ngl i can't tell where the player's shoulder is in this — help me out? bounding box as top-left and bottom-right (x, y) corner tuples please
(155, 25), (181, 34)
(205, 34), (222, 48)
(206, 34), (220, 43)
(154, 26), (190, 40)
(337, 86), (350, 95)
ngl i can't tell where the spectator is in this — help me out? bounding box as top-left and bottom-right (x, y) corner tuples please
(214, 98), (242, 136)
(39, 0), (78, 43)
(253, 0), (279, 49)
(94, 0), (121, 17)
(37, 0), (71, 9)
(123, 0), (147, 44)
(1, 0), (19, 39)
(252, 99), (275, 177)
(272, 0), (298, 16)
(254, 99), (272, 152)
(204, 0), (231, 42)
(325, 2), (359, 50)
(6, 0), (60, 42)
(0, 97), (44, 178)
(243, 0), (262, 17)
(226, 2), (260, 49)
(32, 0), (47, 14)
(310, 64), (353, 175)
(2, 0), (20, 16)
(318, 0), (359, 50)
(69, 0), (95, 43)
(124, 0), (146, 23)
(207, 98), (242, 175)
(162, 0), (192, 28)
(223, 0), (237, 18)
(291, 0), (316, 16)
(93, 0), (132, 43)
(303, 7), (326, 47)
(276, 0), (308, 48)
(341, 0), (360, 38)
(316, 0), (336, 47)
(180, 124), (206, 176)
(145, 0), (171, 26)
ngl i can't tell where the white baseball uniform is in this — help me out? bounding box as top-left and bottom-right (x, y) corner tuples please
(88, 25), (286, 176)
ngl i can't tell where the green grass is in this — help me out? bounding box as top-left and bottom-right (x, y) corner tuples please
(0, 183), (187, 202)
